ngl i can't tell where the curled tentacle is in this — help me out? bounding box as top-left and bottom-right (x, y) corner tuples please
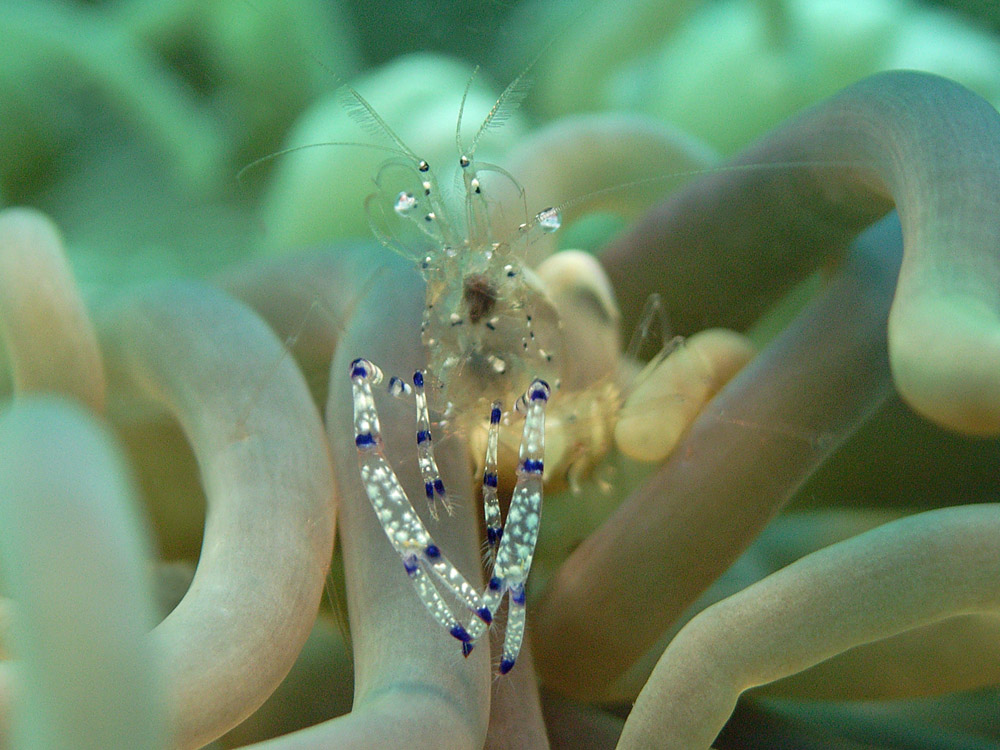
(603, 70), (1000, 435)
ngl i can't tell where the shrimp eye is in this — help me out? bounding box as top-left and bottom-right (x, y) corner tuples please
(463, 273), (498, 325)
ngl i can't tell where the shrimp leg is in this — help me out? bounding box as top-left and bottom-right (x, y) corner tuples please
(349, 358), (491, 654)
(481, 379), (550, 674)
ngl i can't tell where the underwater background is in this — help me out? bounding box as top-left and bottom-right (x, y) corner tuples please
(2, 1), (1000, 748)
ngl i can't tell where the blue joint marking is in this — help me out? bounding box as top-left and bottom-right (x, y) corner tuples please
(530, 381), (550, 402)
(416, 429), (431, 444)
(355, 433), (376, 448)
(424, 481), (434, 500)
(403, 557), (418, 575)
(486, 527), (501, 546)
(499, 658), (516, 675)
(449, 624), (472, 642)
(349, 358), (366, 377)
(476, 606), (493, 625)
(488, 576), (502, 591)
(511, 585), (526, 605)
(412, 370), (424, 387)
(483, 471), (498, 488)
(461, 642), (474, 657)
(425, 544), (441, 559)
(433, 478), (446, 496)
(521, 458), (544, 474)
(490, 406), (502, 424)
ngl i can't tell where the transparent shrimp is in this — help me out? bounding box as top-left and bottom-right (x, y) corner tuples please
(338, 69), (644, 671)
(337, 67), (804, 671)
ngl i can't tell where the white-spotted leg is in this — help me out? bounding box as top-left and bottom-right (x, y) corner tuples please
(482, 400), (503, 566)
(350, 358), (491, 655)
(413, 369), (453, 519)
(482, 379), (549, 674)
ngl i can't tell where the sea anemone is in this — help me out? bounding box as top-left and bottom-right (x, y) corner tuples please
(2, 2), (1000, 749)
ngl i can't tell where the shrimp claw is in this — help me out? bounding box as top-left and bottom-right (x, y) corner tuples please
(349, 358), (489, 653)
(480, 379), (550, 674)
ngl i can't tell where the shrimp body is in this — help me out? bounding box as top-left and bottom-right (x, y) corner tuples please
(372, 145), (568, 409)
(419, 224), (562, 418)
(412, 171), (625, 493)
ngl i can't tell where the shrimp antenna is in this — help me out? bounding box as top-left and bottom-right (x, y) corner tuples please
(466, 8), (580, 161)
(455, 66), (481, 157)
(236, 141), (415, 185)
(467, 70), (532, 160)
(521, 159), (869, 232)
(338, 84), (423, 164)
